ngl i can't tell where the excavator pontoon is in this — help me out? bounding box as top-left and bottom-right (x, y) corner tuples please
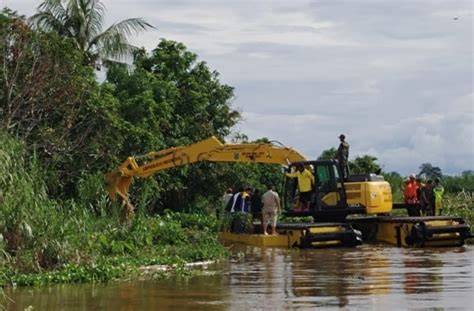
(106, 136), (473, 248)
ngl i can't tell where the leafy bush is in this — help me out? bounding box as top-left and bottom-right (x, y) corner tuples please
(220, 212), (254, 234)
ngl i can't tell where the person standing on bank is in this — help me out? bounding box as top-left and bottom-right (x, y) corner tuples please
(261, 184), (281, 235)
(337, 134), (350, 179)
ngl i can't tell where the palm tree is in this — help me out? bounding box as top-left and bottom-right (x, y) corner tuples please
(31, 0), (153, 67)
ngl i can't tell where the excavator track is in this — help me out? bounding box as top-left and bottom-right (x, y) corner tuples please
(219, 222), (363, 248)
(349, 216), (472, 247)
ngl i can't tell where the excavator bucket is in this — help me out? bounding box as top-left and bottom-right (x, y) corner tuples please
(105, 172), (132, 202)
(106, 172), (135, 222)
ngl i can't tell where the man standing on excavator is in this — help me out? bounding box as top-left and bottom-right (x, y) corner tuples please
(337, 134), (350, 179)
(286, 164), (315, 211)
(261, 184), (281, 235)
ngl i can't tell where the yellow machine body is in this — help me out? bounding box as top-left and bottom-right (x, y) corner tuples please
(346, 181), (393, 214)
(320, 181), (392, 215)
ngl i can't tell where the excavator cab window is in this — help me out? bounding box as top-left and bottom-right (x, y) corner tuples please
(284, 161), (347, 212)
(311, 161), (348, 211)
(315, 165), (332, 192)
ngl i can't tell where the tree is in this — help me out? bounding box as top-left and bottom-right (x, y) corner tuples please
(350, 155), (381, 175)
(418, 163), (442, 180)
(382, 171), (404, 201)
(318, 148), (337, 160)
(104, 40), (240, 211)
(31, 0), (152, 67)
(1, 9), (124, 198)
(1, 9), (95, 148)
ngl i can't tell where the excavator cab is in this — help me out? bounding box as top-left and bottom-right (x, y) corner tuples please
(284, 160), (366, 221)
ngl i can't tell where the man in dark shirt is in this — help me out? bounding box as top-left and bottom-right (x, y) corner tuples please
(420, 180), (435, 216)
(251, 188), (263, 220)
(337, 134), (350, 178)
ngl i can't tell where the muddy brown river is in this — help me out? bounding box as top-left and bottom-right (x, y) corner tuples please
(4, 244), (474, 310)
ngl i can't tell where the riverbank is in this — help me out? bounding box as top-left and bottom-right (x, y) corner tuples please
(0, 212), (228, 287)
(0, 132), (228, 287)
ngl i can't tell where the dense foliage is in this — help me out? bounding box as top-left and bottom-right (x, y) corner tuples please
(103, 40), (245, 211)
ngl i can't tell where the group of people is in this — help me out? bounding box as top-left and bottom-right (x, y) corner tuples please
(220, 134), (350, 235)
(222, 184), (281, 236)
(403, 175), (444, 216)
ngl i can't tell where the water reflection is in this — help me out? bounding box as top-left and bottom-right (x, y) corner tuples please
(403, 252), (443, 295)
(231, 246), (394, 308)
(4, 245), (474, 310)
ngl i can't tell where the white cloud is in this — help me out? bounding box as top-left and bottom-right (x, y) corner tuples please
(3, 0), (473, 175)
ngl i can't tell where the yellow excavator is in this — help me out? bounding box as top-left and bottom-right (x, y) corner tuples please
(106, 136), (472, 248)
(106, 136), (391, 219)
(106, 136), (306, 216)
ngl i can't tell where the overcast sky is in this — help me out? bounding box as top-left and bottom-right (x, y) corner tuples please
(3, 0), (473, 175)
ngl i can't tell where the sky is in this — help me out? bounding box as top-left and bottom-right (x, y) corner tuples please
(3, 0), (473, 175)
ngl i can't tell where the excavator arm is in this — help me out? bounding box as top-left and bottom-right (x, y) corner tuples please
(106, 136), (306, 207)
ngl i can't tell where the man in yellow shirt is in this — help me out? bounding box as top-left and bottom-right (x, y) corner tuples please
(286, 164), (315, 211)
(433, 178), (444, 215)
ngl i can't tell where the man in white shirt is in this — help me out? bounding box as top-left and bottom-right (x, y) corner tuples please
(261, 184), (281, 235)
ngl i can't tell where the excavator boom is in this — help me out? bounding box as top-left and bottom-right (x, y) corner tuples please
(106, 136), (306, 205)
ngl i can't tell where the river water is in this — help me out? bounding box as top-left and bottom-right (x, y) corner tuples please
(4, 244), (474, 310)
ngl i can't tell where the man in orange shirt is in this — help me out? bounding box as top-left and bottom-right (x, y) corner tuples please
(404, 174), (418, 204)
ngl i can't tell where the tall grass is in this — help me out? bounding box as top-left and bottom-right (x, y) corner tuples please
(0, 132), (227, 287)
(443, 192), (474, 228)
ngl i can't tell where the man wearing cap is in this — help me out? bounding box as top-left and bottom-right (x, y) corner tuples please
(337, 134), (350, 178)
